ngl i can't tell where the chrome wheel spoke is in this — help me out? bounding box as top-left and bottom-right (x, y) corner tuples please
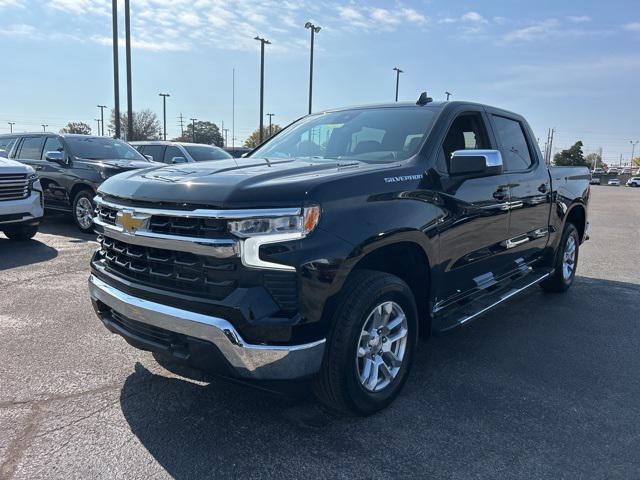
(356, 301), (408, 392)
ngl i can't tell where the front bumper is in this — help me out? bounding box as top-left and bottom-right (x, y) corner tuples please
(88, 274), (326, 380)
(0, 190), (43, 226)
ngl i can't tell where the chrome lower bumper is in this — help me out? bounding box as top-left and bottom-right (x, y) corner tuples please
(88, 275), (325, 380)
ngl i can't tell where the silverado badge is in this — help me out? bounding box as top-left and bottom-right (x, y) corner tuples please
(115, 209), (151, 234)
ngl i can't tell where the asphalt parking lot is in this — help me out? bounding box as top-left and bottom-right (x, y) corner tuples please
(1, 186), (639, 479)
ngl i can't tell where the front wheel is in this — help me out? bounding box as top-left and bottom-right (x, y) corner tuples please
(313, 270), (418, 416)
(72, 189), (95, 233)
(3, 224), (39, 240)
(541, 222), (580, 293)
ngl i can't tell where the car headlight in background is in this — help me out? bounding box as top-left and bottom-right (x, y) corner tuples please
(228, 206), (320, 238)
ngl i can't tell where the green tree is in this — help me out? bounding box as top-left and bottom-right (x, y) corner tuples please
(109, 109), (161, 141)
(553, 141), (588, 167)
(243, 125), (283, 148)
(173, 121), (223, 146)
(633, 157), (640, 168)
(60, 122), (92, 135)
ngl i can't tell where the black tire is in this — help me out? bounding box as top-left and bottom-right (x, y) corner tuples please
(313, 269), (418, 416)
(71, 189), (95, 233)
(2, 224), (39, 240)
(541, 223), (580, 293)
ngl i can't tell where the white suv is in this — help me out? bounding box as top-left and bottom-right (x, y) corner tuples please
(627, 177), (640, 187)
(0, 157), (43, 240)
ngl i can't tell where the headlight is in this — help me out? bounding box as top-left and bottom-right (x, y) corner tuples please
(27, 173), (41, 191)
(228, 206), (321, 238)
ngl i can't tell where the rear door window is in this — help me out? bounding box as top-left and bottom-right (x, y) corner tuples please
(492, 115), (533, 171)
(17, 137), (46, 160)
(140, 145), (166, 162)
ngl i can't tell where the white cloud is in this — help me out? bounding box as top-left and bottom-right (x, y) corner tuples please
(503, 17), (605, 42)
(568, 15), (591, 23)
(0, 23), (36, 36)
(461, 11), (487, 23)
(0, 0), (23, 7)
(624, 22), (640, 32)
(338, 4), (428, 31)
(91, 34), (190, 52)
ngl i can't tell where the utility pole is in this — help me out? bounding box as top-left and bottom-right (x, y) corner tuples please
(630, 140), (638, 172)
(159, 93), (170, 141)
(97, 105), (107, 136)
(178, 113), (184, 137)
(94, 119), (101, 134)
(111, 0), (120, 138)
(547, 128), (555, 165)
(393, 67), (403, 102)
(42, 124), (48, 132)
(124, 0), (133, 141)
(305, 22), (321, 114)
(223, 128), (229, 147)
(8, 122), (15, 133)
(254, 36), (271, 143)
(232, 68), (236, 149)
(267, 113), (274, 137)
(445, 91), (452, 101)
(190, 118), (197, 143)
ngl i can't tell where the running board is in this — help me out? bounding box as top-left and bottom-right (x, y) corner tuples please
(434, 268), (552, 333)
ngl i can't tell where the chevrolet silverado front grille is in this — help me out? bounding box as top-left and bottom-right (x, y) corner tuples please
(0, 173), (29, 201)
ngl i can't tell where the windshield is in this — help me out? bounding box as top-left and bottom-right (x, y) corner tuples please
(184, 145), (232, 161)
(252, 106), (440, 163)
(65, 137), (149, 161)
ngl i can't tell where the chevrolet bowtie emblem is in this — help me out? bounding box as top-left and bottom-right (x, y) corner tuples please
(115, 209), (150, 234)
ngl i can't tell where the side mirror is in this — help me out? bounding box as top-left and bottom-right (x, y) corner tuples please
(449, 149), (503, 177)
(171, 156), (187, 164)
(241, 153), (249, 158)
(45, 151), (66, 165)
(144, 155), (154, 162)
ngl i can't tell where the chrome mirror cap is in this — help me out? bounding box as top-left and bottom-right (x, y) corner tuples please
(45, 151), (65, 163)
(450, 149), (503, 176)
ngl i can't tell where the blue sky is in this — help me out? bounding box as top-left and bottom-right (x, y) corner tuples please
(0, 0), (639, 164)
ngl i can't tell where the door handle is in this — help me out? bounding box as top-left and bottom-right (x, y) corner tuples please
(35, 166), (44, 171)
(493, 187), (509, 201)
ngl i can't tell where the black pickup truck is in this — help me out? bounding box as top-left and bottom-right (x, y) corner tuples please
(88, 98), (590, 415)
(2, 133), (159, 232)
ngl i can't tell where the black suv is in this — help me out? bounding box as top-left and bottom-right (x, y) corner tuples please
(2, 133), (159, 232)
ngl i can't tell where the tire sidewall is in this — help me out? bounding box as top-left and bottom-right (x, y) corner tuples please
(72, 190), (95, 233)
(342, 282), (418, 415)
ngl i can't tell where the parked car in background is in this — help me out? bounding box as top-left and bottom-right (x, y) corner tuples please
(3, 133), (160, 232)
(591, 167), (604, 175)
(589, 177), (601, 185)
(131, 141), (232, 164)
(608, 178), (621, 186)
(0, 156), (43, 240)
(89, 99), (591, 415)
(626, 177), (640, 187)
(607, 167), (620, 175)
(224, 146), (252, 158)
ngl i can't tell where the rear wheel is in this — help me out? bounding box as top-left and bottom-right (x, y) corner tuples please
(541, 223), (579, 293)
(313, 270), (418, 416)
(72, 189), (95, 233)
(3, 224), (39, 240)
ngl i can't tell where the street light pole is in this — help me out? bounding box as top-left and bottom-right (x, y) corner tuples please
(445, 91), (452, 101)
(8, 122), (14, 133)
(94, 119), (101, 134)
(254, 36), (271, 143)
(159, 93), (170, 140)
(305, 22), (321, 114)
(631, 140), (639, 173)
(111, 0), (121, 138)
(124, 0), (133, 141)
(393, 67), (403, 102)
(97, 105), (107, 136)
(42, 124), (48, 132)
(190, 118), (197, 143)
(267, 113), (274, 137)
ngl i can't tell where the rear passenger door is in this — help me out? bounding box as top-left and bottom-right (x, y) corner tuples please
(488, 112), (551, 264)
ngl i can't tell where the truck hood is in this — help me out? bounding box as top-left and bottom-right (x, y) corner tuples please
(98, 157), (379, 207)
(0, 157), (32, 174)
(78, 158), (161, 170)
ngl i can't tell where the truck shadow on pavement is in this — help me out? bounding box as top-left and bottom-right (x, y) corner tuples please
(118, 275), (640, 479)
(0, 237), (57, 270)
(39, 213), (96, 243)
